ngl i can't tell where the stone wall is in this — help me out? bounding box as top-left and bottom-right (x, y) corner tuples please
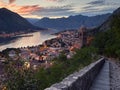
(45, 58), (105, 90)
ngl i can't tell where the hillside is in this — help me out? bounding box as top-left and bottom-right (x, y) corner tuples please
(35, 13), (111, 30)
(93, 7), (120, 58)
(98, 7), (120, 32)
(0, 8), (43, 33)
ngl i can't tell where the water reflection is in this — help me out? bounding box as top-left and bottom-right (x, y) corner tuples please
(0, 31), (56, 51)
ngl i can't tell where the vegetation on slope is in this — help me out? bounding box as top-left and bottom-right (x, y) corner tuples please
(4, 47), (98, 90)
(93, 15), (120, 59)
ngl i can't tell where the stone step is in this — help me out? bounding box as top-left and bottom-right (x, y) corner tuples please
(90, 60), (110, 90)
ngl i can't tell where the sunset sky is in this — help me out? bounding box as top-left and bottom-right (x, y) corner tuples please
(0, 0), (120, 18)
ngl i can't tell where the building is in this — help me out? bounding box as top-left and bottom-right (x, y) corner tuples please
(8, 50), (16, 57)
(78, 26), (87, 47)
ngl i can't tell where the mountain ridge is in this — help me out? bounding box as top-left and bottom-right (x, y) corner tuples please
(98, 7), (120, 32)
(0, 8), (44, 33)
(34, 13), (111, 30)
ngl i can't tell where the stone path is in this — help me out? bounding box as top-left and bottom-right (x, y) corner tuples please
(110, 60), (120, 90)
(90, 60), (110, 90)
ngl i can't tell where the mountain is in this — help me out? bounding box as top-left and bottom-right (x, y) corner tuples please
(93, 7), (120, 58)
(35, 13), (111, 30)
(98, 7), (120, 32)
(26, 18), (39, 24)
(0, 8), (43, 33)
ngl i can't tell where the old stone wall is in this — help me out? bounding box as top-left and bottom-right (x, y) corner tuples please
(45, 58), (105, 90)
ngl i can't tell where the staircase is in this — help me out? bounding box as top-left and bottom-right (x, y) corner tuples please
(90, 61), (110, 90)
(45, 58), (120, 90)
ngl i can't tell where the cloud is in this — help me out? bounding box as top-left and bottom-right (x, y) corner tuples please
(81, 7), (116, 16)
(0, 0), (75, 18)
(9, 0), (16, 4)
(81, 0), (120, 15)
(0, 0), (119, 18)
(17, 5), (42, 15)
(86, 0), (118, 6)
(32, 5), (76, 17)
(87, 0), (105, 5)
(0, 1), (42, 15)
(45, 0), (65, 2)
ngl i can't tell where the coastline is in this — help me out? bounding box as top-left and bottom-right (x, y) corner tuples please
(0, 29), (78, 52)
(0, 30), (56, 52)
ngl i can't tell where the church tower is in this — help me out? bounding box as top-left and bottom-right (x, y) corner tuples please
(78, 26), (87, 47)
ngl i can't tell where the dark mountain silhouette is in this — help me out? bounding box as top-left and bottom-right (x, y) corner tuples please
(98, 7), (120, 32)
(26, 18), (39, 24)
(35, 13), (111, 30)
(0, 8), (44, 33)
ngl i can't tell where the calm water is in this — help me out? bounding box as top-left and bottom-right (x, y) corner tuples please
(0, 30), (57, 51)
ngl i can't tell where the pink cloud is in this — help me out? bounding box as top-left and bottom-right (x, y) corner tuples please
(17, 5), (42, 15)
(9, 0), (16, 4)
(0, 1), (42, 15)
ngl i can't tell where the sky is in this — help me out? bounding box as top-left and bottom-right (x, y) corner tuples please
(0, 0), (120, 18)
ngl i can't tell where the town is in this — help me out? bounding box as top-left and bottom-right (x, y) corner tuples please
(0, 26), (94, 71)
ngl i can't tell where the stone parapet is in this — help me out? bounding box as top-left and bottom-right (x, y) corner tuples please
(45, 58), (105, 90)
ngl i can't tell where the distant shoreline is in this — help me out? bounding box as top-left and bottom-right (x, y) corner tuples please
(0, 32), (34, 46)
(0, 30), (56, 51)
(12, 34), (33, 38)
